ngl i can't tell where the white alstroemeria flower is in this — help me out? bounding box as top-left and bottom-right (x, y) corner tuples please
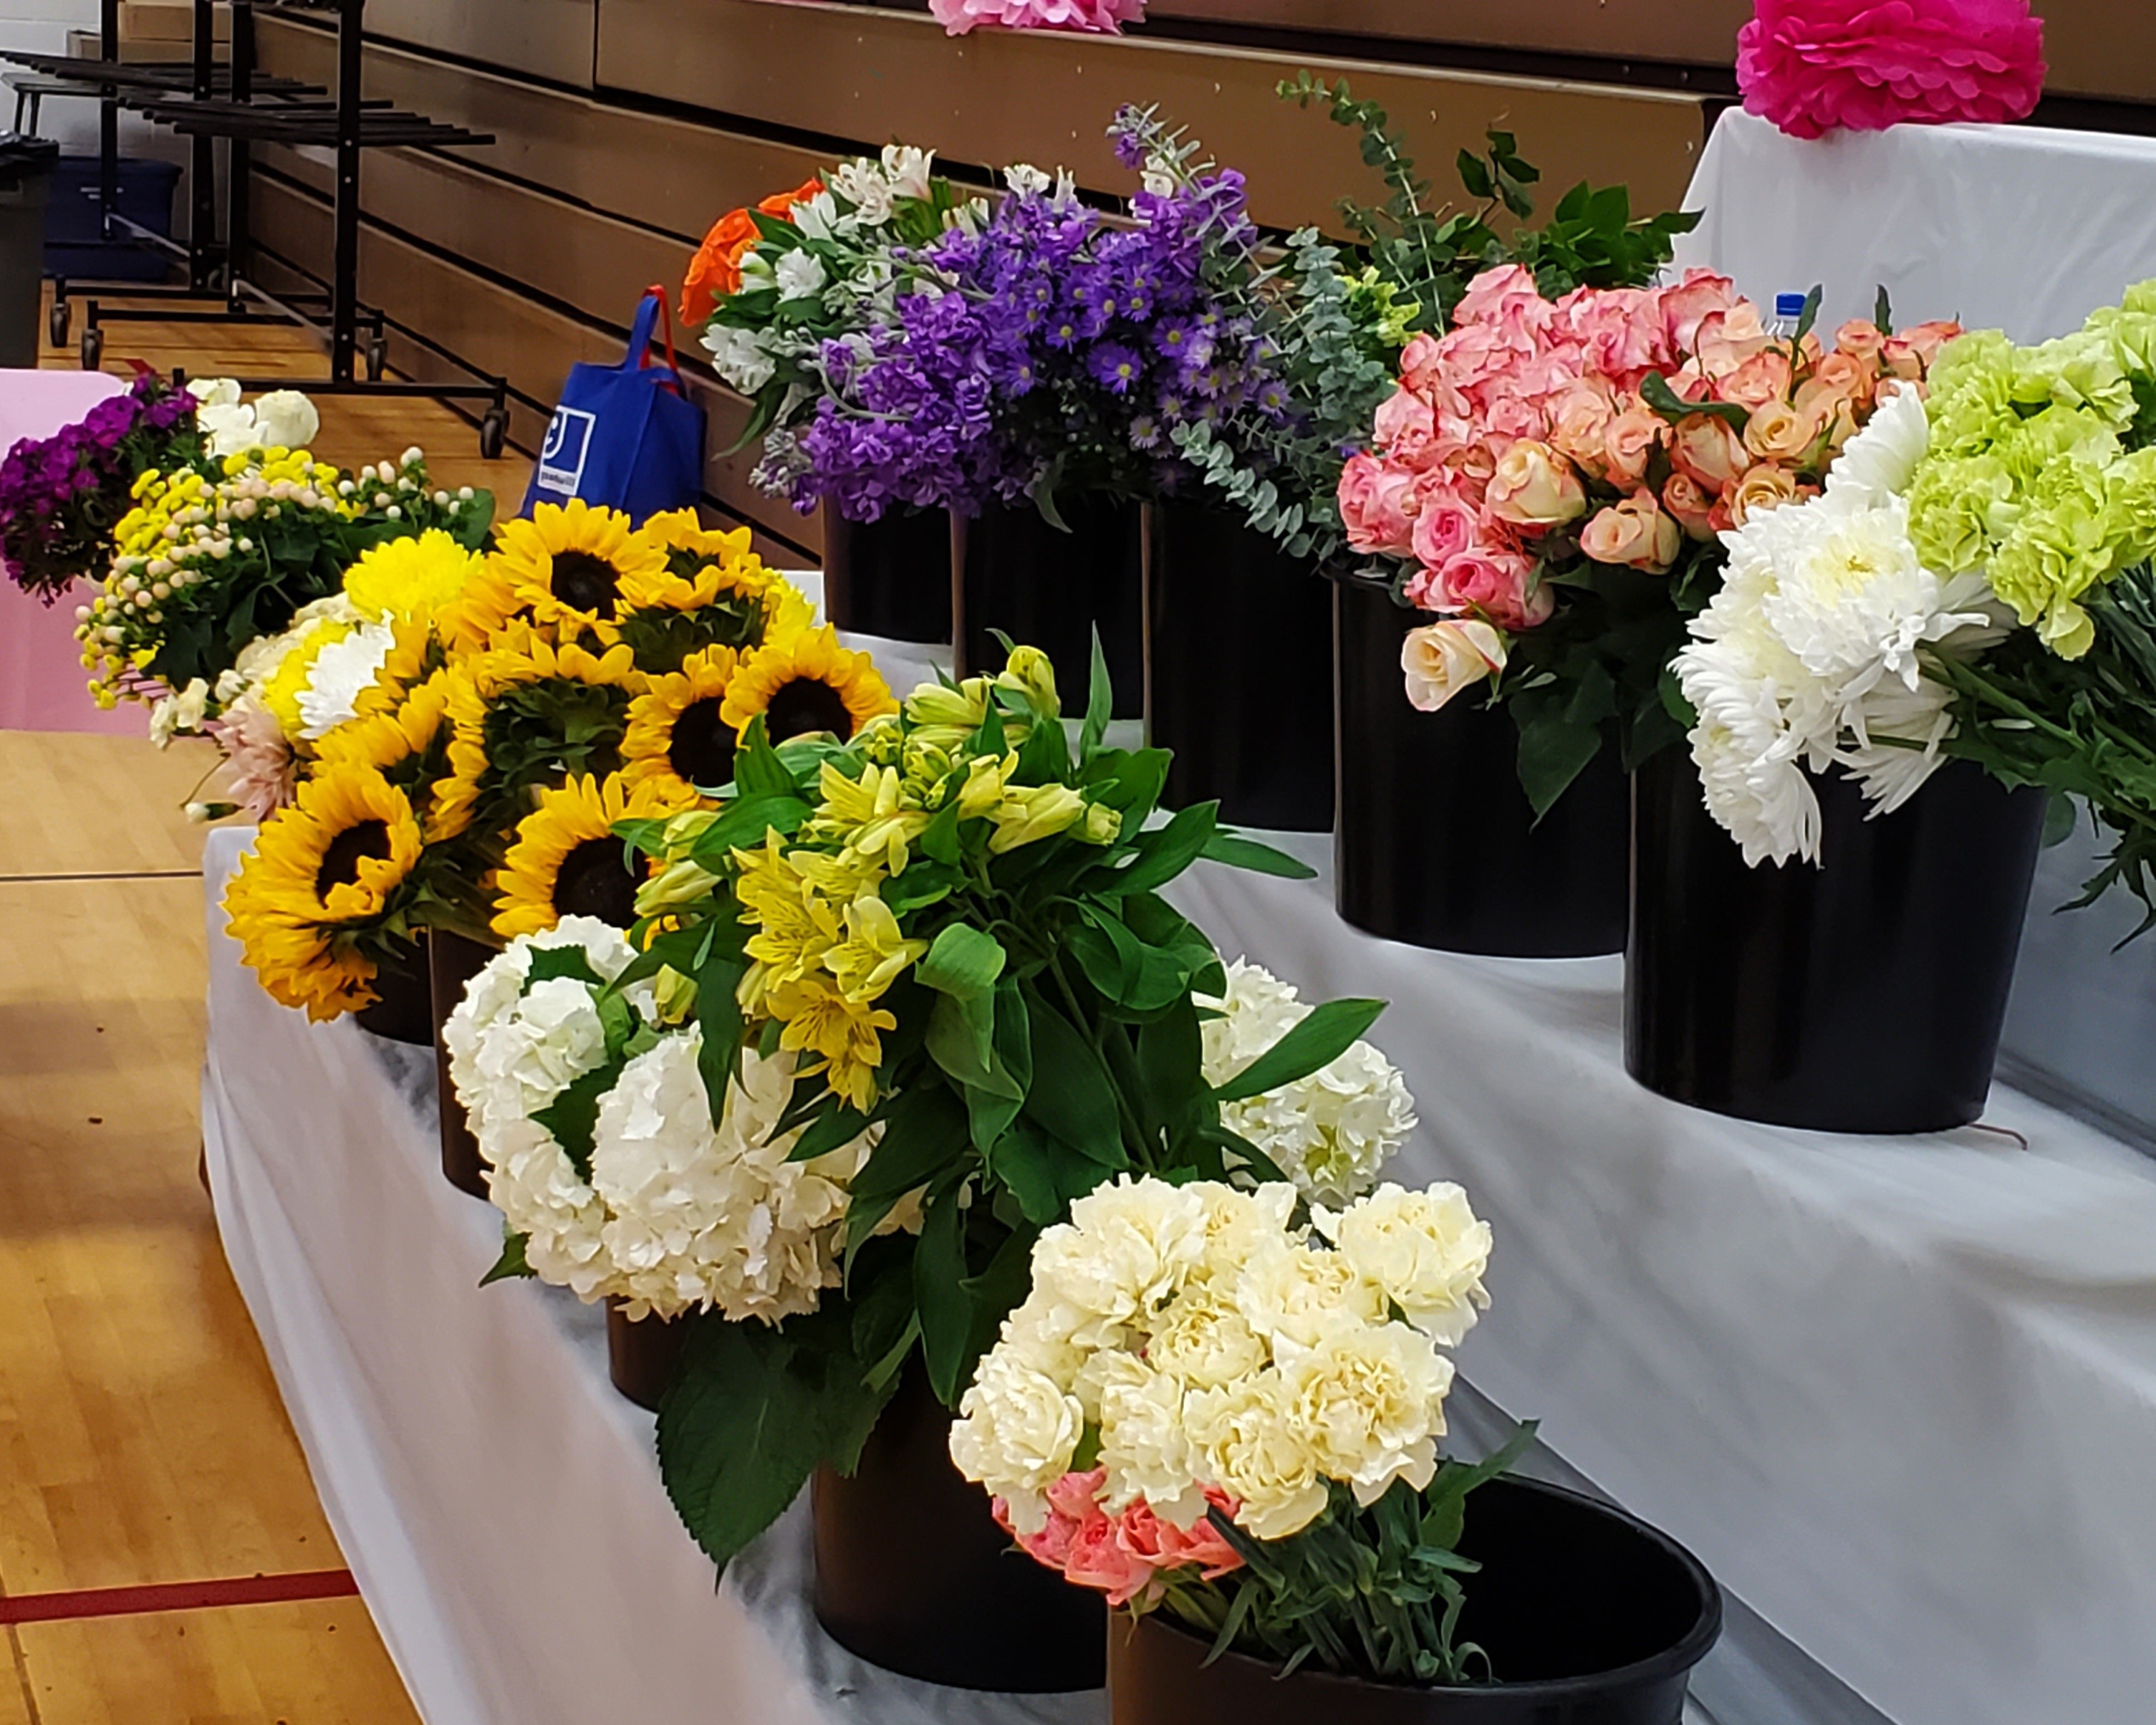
(828, 158), (894, 226)
(789, 190), (847, 242)
(148, 676), (211, 748)
(880, 143), (935, 201)
(1004, 163), (1051, 197)
(774, 247), (829, 302)
(702, 325), (777, 395)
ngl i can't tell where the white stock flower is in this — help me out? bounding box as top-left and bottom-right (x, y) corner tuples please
(703, 325), (777, 395)
(1200, 961), (1415, 1204)
(188, 377), (242, 409)
(295, 620), (395, 740)
(1316, 1183), (1492, 1347)
(774, 247), (829, 302)
(1677, 403), (2008, 865)
(949, 1350), (1085, 1536)
(196, 401), (261, 458)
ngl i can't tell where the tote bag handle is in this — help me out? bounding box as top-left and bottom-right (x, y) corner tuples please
(621, 286), (685, 393)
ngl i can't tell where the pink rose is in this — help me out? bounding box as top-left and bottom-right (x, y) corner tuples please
(1662, 471), (1719, 540)
(1581, 489), (1683, 573)
(1438, 544), (1554, 632)
(1454, 264), (1545, 330)
(1339, 453), (1422, 557)
(1561, 287), (1670, 385)
(1372, 386), (1438, 463)
(1882, 319), (1963, 380)
(1721, 348), (1794, 410)
(1669, 414), (1748, 491)
(1736, 0), (2044, 141)
(1486, 439), (1587, 529)
(1693, 305), (1776, 381)
(1603, 410), (1665, 486)
(1399, 332), (1445, 400)
(1402, 618), (1508, 713)
(1658, 270), (1744, 354)
(1410, 478), (1479, 573)
(930, 0), (1145, 32)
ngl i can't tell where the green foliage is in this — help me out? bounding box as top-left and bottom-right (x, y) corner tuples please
(1159, 1424), (1540, 1684)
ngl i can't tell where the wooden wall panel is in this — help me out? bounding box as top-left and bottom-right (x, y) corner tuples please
(350, 0), (597, 90)
(593, 0), (1710, 221)
(1144, 0), (1753, 67)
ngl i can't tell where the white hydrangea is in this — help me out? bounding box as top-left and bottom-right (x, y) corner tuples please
(950, 1175), (1489, 1545)
(1199, 961), (1416, 1204)
(589, 1032), (874, 1322)
(1675, 388), (2011, 866)
(443, 920), (646, 1294)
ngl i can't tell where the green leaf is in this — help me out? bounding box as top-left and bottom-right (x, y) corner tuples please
(1455, 148), (1493, 201)
(1200, 831), (1319, 880)
(1098, 802), (1219, 898)
(1791, 282), (1824, 345)
(1072, 903), (1205, 1017)
(846, 1083), (971, 1254)
(688, 790), (811, 860)
(914, 1181), (973, 1404)
(523, 946), (602, 987)
(478, 1229), (531, 1285)
(917, 922), (1007, 1000)
(655, 1312), (893, 1570)
(988, 1116), (1103, 1225)
(928, 988), (1014, 1095)
(1213, 997), (1387, 1104)
(1021, 983), (1128, 1167)
(733, 715), (794, 798)
(1638, 370), (1751, 433)
(918, 800), (964, 868)
(2041, 791), (2079, 848)
(1515, 705), (1605, 821)
(532, 1065), (614, 1179)
(1081, 628), (1114, 761)
(786, 1099), (875, 1163)
(1873, 283), (1895, 337)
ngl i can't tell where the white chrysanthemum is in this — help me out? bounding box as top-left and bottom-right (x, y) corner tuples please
(1200, 961), (1416, 1204)
(589, 1034), (871, 1322)
(1678, 402), (2008, 865)
(443, 921), (645, 1291)
(296, 619), (395, 739)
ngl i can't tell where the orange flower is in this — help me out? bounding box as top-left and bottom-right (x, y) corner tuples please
(680, 178), (825, 324)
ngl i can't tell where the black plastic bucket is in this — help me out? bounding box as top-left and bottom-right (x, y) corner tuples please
(953, 494), (1144, 718)
(354, 933), (433, 1046)
(822, 506), (953, 643)
(428, 929), (497, 1199)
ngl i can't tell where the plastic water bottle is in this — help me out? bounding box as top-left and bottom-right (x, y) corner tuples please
(1770, 291), (1808, 338)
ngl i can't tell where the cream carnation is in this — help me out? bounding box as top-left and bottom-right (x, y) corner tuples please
(949, 1351), (1085, 1536)
(1029, 1176), (1210, 1342)
(1277, 1320), (1452, 1507)
(1316, 1182), (1492, 1347)
(1183, 1376), (1329, 1540)
(1200, 962), (1416, 1204)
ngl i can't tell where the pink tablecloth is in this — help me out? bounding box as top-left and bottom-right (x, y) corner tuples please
(1, 368), (142, 734)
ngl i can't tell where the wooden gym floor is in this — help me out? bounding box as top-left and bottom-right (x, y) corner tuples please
(1, 294), (530, 1721)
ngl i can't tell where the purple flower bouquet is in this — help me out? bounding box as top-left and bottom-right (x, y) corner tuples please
(0, 375), (201, 605)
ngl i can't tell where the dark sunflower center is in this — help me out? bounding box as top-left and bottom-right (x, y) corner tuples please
(763, 676), (854, 744)
(553, 837), (639, 927)
(315, 819), (390, 900)
(667, 696), (738, 789)
(551, 550), (622, 620)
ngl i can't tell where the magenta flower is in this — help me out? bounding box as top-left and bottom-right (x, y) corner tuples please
(1736, 0), (2046, 140)
(928, 0), (1145, 35)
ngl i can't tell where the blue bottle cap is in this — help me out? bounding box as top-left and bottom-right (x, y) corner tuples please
(1775, 291), (1809, 319)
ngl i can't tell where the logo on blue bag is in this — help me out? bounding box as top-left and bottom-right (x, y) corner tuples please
(536, 406), (598, 496)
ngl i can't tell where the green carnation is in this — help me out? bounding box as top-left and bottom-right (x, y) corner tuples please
(1988, 456), (2117, 658)
(1909, 453), (2012, 575)
(2011, 332), (2137, 427)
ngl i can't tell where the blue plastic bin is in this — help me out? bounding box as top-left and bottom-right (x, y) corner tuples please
(43, 155), (181, 281)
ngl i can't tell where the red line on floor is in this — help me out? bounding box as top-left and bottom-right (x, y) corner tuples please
(0, 1569), (359, 1625)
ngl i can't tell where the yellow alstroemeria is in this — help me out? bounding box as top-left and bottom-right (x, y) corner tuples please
(953, 750), (1017, 820)
(636, 855), (725, 919)
(762, 971), (893, 1112)
(826, 894), (928, 1006)
(903, 677), (988, 732)
(988, 782), (1088, 854)
(996, 644), (1062, 718)
(1082, 802), (1124, 846)
(733, 833), (844, 986)
(814, 760), (930, 875)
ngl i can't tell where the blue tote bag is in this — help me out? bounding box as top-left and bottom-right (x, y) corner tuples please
(524, 287), (706, 524)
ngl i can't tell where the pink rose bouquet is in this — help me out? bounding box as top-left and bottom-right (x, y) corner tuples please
(928, 0), (1144, 34)
(1344, 263), (1960, 810)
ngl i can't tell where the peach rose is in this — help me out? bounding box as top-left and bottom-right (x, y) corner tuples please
(1657, 269), (1744, 352)
(1721, 348), (1794, 411)
(1741, 399), (1821, 464)
(1693, 304), (1774, 380)
(1339, 453), (1421, 557)
(1812, 350), (1876, 409)
(1581, 489), (1683, 573)
(1402, 618), (1508, 713)
(1833, 319), (1887, 365)
(1549, 382), (1617, 477)
(1486, 439), (1587, 529)
(1882, 319), (1963, 380)
(1670, 414), (1748, 491)
(1662, 471), (1718, 540)
(1603, 410), (1665, 486)
(1726, 463), (1805, 527)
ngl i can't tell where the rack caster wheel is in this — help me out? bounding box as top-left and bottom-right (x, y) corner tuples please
(80, 325), (103, 370)
(478, 407), (507, 461)
(365, 335), (388, 380)
(49, 299), (69, 347)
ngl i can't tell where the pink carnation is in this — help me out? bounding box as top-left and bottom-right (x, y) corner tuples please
(996, 1471), (1245, 1607)
(929, 0), (1143, 32)
(1736, 0), (2044, 140)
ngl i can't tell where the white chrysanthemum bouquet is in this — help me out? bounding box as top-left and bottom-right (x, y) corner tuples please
(949, 1173), (1529, 1685)
(444, 916), (883, 1321)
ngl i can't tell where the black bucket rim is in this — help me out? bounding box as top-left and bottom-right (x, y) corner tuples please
(1126, 1475), (1723, 1704)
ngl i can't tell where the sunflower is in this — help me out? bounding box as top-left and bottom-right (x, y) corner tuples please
(621, 646), (741, 802)
(441, 629), (645, 838)
(224, 764), (424, 1020)
(317, 670), (468, 842)
(482, 500), (668, 645)
(721, 625), (896, 744)
(492, 772), (696, 938)
(344, 529), (482, 628)
(352, 616), (439, 721)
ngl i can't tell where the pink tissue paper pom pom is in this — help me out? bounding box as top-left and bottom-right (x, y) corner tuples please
(930, 0), (1144, 34)
(1736, 0), (2045, 140)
